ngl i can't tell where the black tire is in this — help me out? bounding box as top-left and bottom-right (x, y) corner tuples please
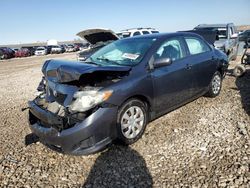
(205, 71), (222, 98)
(117, 99), (148, 145)
(233, 64), (246, 77)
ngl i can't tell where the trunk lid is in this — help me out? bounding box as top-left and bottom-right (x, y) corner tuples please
(76, 28), (119, 45)
(183, 30), (217, 45)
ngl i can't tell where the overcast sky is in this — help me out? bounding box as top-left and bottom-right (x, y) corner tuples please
(0, 0), (250, 45)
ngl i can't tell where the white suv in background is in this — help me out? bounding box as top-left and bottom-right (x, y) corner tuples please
(34, 47), (47, 56)
(116, 28), (159, 38)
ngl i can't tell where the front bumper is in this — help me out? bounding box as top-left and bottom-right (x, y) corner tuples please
(28, 101), (118, 155)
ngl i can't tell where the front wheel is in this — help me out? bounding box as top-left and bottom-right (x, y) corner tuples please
(117, 99), (148, 145)
(205, 71), (222, 98)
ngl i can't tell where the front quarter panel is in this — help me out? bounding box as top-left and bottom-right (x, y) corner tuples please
(104, 67), (154, 109)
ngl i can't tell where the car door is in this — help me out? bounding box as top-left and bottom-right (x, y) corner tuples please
(227, 25), (237, 58)
(184, 36), (216, 95)
(150, 37), (195, 115)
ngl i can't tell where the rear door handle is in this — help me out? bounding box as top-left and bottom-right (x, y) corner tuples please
(186, 64), (192, 70)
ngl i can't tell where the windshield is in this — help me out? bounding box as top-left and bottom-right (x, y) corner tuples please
(197, 27), (227, 39)
(87, 38), (155, 66)
(37, 47), (44, 50)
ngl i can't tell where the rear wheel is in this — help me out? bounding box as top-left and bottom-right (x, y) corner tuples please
(117, 99), (148, 145)
(205, 71), (222, 98)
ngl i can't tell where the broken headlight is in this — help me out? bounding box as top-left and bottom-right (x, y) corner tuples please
(68, 90), (113, 113)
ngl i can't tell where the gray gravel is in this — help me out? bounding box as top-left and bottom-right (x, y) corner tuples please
(0, 54), (249, 187)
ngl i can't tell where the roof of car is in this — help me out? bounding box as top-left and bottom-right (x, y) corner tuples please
(119, 32), (201, 40)
(121, 27), (158, 32)
(195, 23), (233, 28)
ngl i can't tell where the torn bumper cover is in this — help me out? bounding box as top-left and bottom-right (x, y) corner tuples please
(28, 100), (118, 155)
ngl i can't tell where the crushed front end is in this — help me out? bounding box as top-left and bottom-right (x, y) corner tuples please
(28, 60), (130, 155)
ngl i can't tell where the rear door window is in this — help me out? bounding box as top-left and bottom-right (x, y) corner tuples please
(133, 31), (141, 36)
(142, 31), (150, 35)
(184, 37), (211, 55)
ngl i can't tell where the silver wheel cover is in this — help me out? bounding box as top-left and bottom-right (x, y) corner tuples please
(121, 106), (145, 139)
(212, 75), (221, 94)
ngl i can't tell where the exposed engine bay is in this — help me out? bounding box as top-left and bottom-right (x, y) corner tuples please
(31, 59), (130, 131)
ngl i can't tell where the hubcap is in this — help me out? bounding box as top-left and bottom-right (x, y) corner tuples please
(121, 106), (144, 139)
(212, 75), (221, 94)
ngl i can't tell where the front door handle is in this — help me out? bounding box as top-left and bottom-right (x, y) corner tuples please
(186, 64), (192, 70)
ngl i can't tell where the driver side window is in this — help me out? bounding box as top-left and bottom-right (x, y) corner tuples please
(154, 38), (184, 61)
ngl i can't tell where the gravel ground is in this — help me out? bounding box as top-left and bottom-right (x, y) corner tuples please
(0, 54), (249, 187)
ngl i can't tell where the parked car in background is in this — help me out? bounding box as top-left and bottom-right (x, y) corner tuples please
(239, 30), (250, 41)
(60, 45), (66, 53)
(15, 48), (31, 58)
(35, 47), (47, 56)
(50, 45), (62, 54)
(116, 27), (159, 38)
(21, 46), (36, 55)
(46, 46), (52, 54)
(0, 47), (15, 59)
(12, 48), (19, 52)
(28, 32), (228, 155)
(76, 28), (119, 61)
(65, 44), (75, 52)
(0, 49), (4, 60)
(73, 43), (82, 51)
(194, 23), (239, 60)
(79, 43), (90, 51)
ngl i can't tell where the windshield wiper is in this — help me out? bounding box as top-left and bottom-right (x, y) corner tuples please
(84, 61), (99, 66)
(96, 57), (121, 65)
(84, 57), (100, 66)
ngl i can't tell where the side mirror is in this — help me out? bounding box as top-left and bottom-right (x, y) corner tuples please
(230, 33), (238, 39)
(153, 58), (172, 68)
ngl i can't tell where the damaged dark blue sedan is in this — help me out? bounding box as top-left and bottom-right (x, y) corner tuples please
(28, 32), (228, 155)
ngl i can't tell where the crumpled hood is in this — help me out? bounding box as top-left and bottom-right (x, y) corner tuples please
(42, 59), (131, 83)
